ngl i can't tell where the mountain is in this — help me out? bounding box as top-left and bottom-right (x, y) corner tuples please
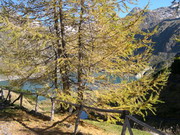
(151, 18), (180, 54)
(131, 2), (180, 56)
(142, 2), (180, 29)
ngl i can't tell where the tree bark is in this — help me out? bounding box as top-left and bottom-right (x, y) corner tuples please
(77, 0), (85, 102)
(59, 0), (70, 92)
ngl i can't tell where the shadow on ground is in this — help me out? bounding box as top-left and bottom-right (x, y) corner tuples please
(0, 101), (91, 135)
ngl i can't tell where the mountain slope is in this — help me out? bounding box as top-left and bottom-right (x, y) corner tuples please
(130, 2), (180, 55)
(151, 18), (180, 54)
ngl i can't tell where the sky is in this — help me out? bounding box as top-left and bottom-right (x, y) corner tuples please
(11, 0), (174, 9)
(5, 0), (175, 17)
(131, 0), (173, 10)
(9, 0), (174, 10)
(120, 0), (174, 17)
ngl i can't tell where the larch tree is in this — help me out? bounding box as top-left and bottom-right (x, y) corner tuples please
(0, 0), (169, 122)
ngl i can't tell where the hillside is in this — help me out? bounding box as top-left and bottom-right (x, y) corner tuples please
(151, 18), (180, 54)
(0, 107), (113, 135)
(0, 93), (152, 135)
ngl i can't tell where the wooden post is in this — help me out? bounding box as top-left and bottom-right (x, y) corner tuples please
(0, 89), (3, 99)
(121, 117), (127, 135)
(20, 94), (23, 107)
(126, 117), (133, 135)
(121, 111), (129, 135)
(6, 90), (11, 101)
(35, 95), (38, 113)
(8, 92), (11, 102)
(74, 105), (83, 135)
(50, 98), (55, 121)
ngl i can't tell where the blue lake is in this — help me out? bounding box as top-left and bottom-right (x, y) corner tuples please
(0, 80), (46, 100)
(0, 80), (88, 118)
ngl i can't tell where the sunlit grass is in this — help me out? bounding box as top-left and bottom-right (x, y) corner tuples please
(84, 119), (151, 135)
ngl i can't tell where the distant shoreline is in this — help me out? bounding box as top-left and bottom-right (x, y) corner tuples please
(0, 75), (20, 82)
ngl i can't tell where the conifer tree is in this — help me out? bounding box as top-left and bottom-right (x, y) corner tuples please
(0, 0), (169, 121)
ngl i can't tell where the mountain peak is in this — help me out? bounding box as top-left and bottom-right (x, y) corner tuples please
(131, 7), (142, 13)
(127, 7), (142, 16)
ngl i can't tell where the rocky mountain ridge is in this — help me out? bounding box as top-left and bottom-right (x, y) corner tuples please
(142, 2), (179, 29)
(131, 2), (180, 56)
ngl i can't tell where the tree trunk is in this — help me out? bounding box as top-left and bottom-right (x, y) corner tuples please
(59, 0), (70, 93)
(77, 0), (85, 102)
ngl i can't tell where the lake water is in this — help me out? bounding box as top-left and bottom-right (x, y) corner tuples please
(0, 80), (88, 118)
(0, 80), (46, 100)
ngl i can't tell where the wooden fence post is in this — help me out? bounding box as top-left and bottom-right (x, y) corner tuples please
(74, 105), (83, 135)
(8, 91), (11, 102)
(126, 117), (133, 135)
(0, 89), (3, 99)
(6, 90), (11, 101)
(121, 117), (127, 135)
(35, 95), (38, 113)
(121, 111), (130, 135)
(50, 98), (55, 121)
(20, 94), (23, 107)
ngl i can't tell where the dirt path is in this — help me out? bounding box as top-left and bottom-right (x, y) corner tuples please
(0, 121), (35, 135)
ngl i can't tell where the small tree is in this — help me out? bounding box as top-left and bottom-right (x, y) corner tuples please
(0, 0), (169, 122)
